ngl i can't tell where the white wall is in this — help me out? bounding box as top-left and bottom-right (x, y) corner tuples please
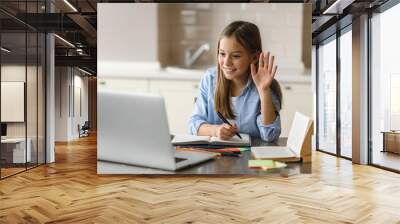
(72, 74), (89, 138)
(55, 67), (89, 141)
(1, 66), (26, 127)
(78, 75), (89, 125)
(1, 65), (37, 137)
(159, 3), (311, 71)
(1, 63), (47, 163)
(55, 67), (69, 141)
(98, 3), (159, 77)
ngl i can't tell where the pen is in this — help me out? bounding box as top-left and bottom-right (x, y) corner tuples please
(216, 111), (242, 139)
(219, 152), (240, 157)
(196, 148), (241, 154)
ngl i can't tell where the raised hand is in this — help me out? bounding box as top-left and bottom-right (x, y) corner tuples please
(250, 52), (278, 93)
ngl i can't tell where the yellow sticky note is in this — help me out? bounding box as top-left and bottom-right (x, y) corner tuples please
(248, 160), (286, 169)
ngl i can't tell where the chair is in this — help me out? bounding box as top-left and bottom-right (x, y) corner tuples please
(79, 121), (90, 138)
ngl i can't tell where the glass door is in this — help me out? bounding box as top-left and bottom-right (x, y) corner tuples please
(1, 30), (28, 178)
(0, 1), (47, 179)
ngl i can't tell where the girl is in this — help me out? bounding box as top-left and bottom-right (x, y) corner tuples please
(188, 21), (282, 142)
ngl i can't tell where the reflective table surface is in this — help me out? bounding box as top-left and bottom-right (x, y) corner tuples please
(98, 138), (311, 175)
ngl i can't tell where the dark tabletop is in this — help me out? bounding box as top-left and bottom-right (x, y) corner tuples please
(175, 137), (312, 175)
(98, 137), (312, 175)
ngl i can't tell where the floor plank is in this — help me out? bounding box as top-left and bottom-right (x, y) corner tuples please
(1, 134), (400, 223)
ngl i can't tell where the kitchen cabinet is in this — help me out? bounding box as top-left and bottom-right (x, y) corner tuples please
(98, 77), (199, 134)
(98, 78), (149, 93)
(98, 76), (313, 136)
(153, 80), (313, 136)
(150, 80), (199, 134)
(279, 82), (313, 137)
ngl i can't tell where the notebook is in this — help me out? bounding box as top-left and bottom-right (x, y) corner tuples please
(251, 112), (313, 162)
(251, 146), (301, 162)
(172, 133), (251, 147)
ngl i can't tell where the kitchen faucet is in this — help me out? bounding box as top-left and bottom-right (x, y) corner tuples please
(184, 43), (210, 68)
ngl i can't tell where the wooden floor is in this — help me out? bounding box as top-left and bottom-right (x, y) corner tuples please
(1, 134), (400, 223)
(1, 167), (26, 178)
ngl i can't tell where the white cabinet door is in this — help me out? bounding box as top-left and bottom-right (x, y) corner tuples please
(98, 78), (149, 93)
(280, 83), (313, 137)
(150, 80), (199, 134)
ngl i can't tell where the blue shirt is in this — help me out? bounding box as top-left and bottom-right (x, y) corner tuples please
(188, 67), (281, 142)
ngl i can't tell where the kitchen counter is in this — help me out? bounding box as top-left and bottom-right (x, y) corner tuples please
(99, 66), (312, 83)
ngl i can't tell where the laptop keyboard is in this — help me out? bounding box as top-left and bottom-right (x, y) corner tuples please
(175, 157), (187, 163)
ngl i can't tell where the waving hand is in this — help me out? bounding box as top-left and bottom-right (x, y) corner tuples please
(250, 52), (278, 93)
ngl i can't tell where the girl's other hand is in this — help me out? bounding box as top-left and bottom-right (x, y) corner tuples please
(215, 123), (238, 140)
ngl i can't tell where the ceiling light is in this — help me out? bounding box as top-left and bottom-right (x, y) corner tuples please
(63, 0), (78, 12)
(54, 34), (75, 48)
(78, 67), (93, 76)
(323, 0), (355, 15)
(1, 47), (11, 53)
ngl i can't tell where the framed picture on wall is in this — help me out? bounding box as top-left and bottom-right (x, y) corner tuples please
(1, 81), (25, 122)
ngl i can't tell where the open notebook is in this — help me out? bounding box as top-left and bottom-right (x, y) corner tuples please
(251, 112), (313, 162)
(172, 133), (251, 147)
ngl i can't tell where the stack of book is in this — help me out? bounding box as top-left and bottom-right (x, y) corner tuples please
(172, 133), (251, 147)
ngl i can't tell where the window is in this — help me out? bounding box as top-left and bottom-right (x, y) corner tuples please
(317, 36), (337, 154)
(316, 23), (353, 159)
(339, 28), (352, 158)
(370, 2), (400, 171)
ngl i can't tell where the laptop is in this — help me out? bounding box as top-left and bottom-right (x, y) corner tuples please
(97, 90), (215, 172)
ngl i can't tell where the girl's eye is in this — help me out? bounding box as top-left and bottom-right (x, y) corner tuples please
(233, 55), (241, 58)
(219, 52), (225, 57)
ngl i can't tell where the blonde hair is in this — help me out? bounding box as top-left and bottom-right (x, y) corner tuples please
(215, 21), (282, 119)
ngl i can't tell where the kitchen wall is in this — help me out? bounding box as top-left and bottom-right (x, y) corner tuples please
(98, 3), (160, 77)
(99, 3), (311, 75)
(158, 3), (312, 72)
(98, 3), (313, 137)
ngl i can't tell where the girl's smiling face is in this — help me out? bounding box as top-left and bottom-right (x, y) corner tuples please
(218, 36), (255, 81)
